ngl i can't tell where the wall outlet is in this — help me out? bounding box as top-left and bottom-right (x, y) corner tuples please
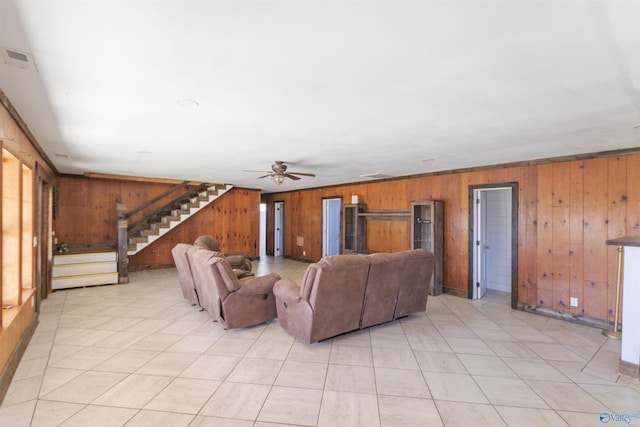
(303, 250), (306, 256)
(570, 297), (578, 307)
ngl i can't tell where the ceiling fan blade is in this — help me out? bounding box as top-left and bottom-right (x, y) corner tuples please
(284, 173), (301, 180)
(242, 169), (270, 173)
(256, 174), (273, 179)
(288, 172), (316, 177)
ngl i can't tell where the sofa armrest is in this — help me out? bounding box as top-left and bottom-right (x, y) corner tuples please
(225, 251), (250, 258)
(273, 279), (302, 303)
(233, 269), (248, 278)
(237, 273), (281, 296)
(226, 254), (247, 265)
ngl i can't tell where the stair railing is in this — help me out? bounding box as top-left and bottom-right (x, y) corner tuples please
(116, 181), (211, 284)
(126, 182), (210, 237)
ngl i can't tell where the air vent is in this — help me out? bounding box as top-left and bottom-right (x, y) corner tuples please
(1, 46), (37, 71)
(360, 172), (393, 179)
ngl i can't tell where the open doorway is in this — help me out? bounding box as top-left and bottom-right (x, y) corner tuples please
(322, 197), (342, 256)
(468, 183), (518, 309)
(259, 203), (266, 258)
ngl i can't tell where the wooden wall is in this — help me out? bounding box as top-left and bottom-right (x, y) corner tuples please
(1, 93), (57, 400)
(54, 177), (261, 268)
(263, 153), (640, 323)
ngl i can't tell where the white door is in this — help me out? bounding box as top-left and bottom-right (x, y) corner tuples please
(259, 203), (266, 257)
(322, 198), (342, 256)
(473, 188), (512, 298)
(274, 202), (284, 257)
(473, 190), (486, 299)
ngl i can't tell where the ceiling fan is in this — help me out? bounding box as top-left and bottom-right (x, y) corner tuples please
(244, 160), (316, 185)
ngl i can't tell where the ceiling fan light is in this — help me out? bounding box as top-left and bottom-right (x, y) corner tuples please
(272, 174), (285, 185)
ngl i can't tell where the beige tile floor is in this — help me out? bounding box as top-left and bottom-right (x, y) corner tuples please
(2, 256), (640, 426)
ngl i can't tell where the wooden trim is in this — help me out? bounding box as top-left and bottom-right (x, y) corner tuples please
(283, 255), (313, 264)
(0, 88), (58, 175)
(360, 210), (411, 221)
(265, 146), (640, 195)
(83, 172), (222, 185)
(0, 313), (38, 405)
(130, 263), (181, 271)
(443, 286), (468, 298)
(467, 183), (519, 307)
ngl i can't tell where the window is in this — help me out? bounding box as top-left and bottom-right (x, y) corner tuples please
(1, 148), (34, 328)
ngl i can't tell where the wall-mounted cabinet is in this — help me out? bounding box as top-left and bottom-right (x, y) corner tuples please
(343, 204), (366, 253)
(411, 200), (444, 295)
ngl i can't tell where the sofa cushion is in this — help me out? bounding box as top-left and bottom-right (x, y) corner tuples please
(360, 252), (404, 328)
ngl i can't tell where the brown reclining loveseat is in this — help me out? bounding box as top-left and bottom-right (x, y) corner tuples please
(273, 249), (435, 343)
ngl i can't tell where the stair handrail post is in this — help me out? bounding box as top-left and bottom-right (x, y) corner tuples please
(117, 203), (129, 284)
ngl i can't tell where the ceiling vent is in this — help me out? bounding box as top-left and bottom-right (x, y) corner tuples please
(360, 172), (393, 179)
(1, 46), (37, 71)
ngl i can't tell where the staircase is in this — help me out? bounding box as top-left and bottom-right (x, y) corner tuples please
(126, 183), (232, 255)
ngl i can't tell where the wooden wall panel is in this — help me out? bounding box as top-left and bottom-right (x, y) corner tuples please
(54, 177), (260, 268)
(129, 188), (260, 268)
(552, 206), (571, 311)
(536, 164), (553, 308)
(1, 96), (58, 399)
(549, 159), (572, 311)
(519, 166), (538, 306)
(261, 153), (640, 323)
(606, 157), (627, 322)
(627, 154), (640, 236)
(582, 158), (609, 319)
(569, 161), (584, 315)
(441, 174), (465, 290)
(55, 178), (178, 245)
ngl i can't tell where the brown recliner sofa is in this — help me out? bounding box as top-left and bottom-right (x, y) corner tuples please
(274, 249), (435, 343)
(188, 247), (281, 329)
(193, 235), (253, 276)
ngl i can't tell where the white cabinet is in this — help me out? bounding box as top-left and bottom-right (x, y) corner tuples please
(52, 252), (119, 290)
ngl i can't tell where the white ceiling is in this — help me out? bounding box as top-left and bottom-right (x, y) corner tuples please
(1, 0), (639, 193)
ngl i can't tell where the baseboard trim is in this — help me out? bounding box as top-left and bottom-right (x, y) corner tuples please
(283, 255), (314, 263)
(442, 287), (468, 298)
(619, 360), (640, 380)
(519, 303), (615, 330)
(0, 314), (39, 405)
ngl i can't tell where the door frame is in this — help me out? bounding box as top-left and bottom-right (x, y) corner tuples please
(467, 182), (519, 309)
(35, 162), (54, 305)
(321, 196), (342, 257)
(274, 201), (284, 257)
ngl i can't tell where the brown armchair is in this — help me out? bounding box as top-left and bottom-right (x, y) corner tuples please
(188, 247), (280, 329)
(193, 235), (253, 276)
(171, 243), (200, 307)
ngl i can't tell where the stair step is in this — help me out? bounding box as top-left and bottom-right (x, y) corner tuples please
(126, 183), (232, 256)
(149, 222), (169, 230)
